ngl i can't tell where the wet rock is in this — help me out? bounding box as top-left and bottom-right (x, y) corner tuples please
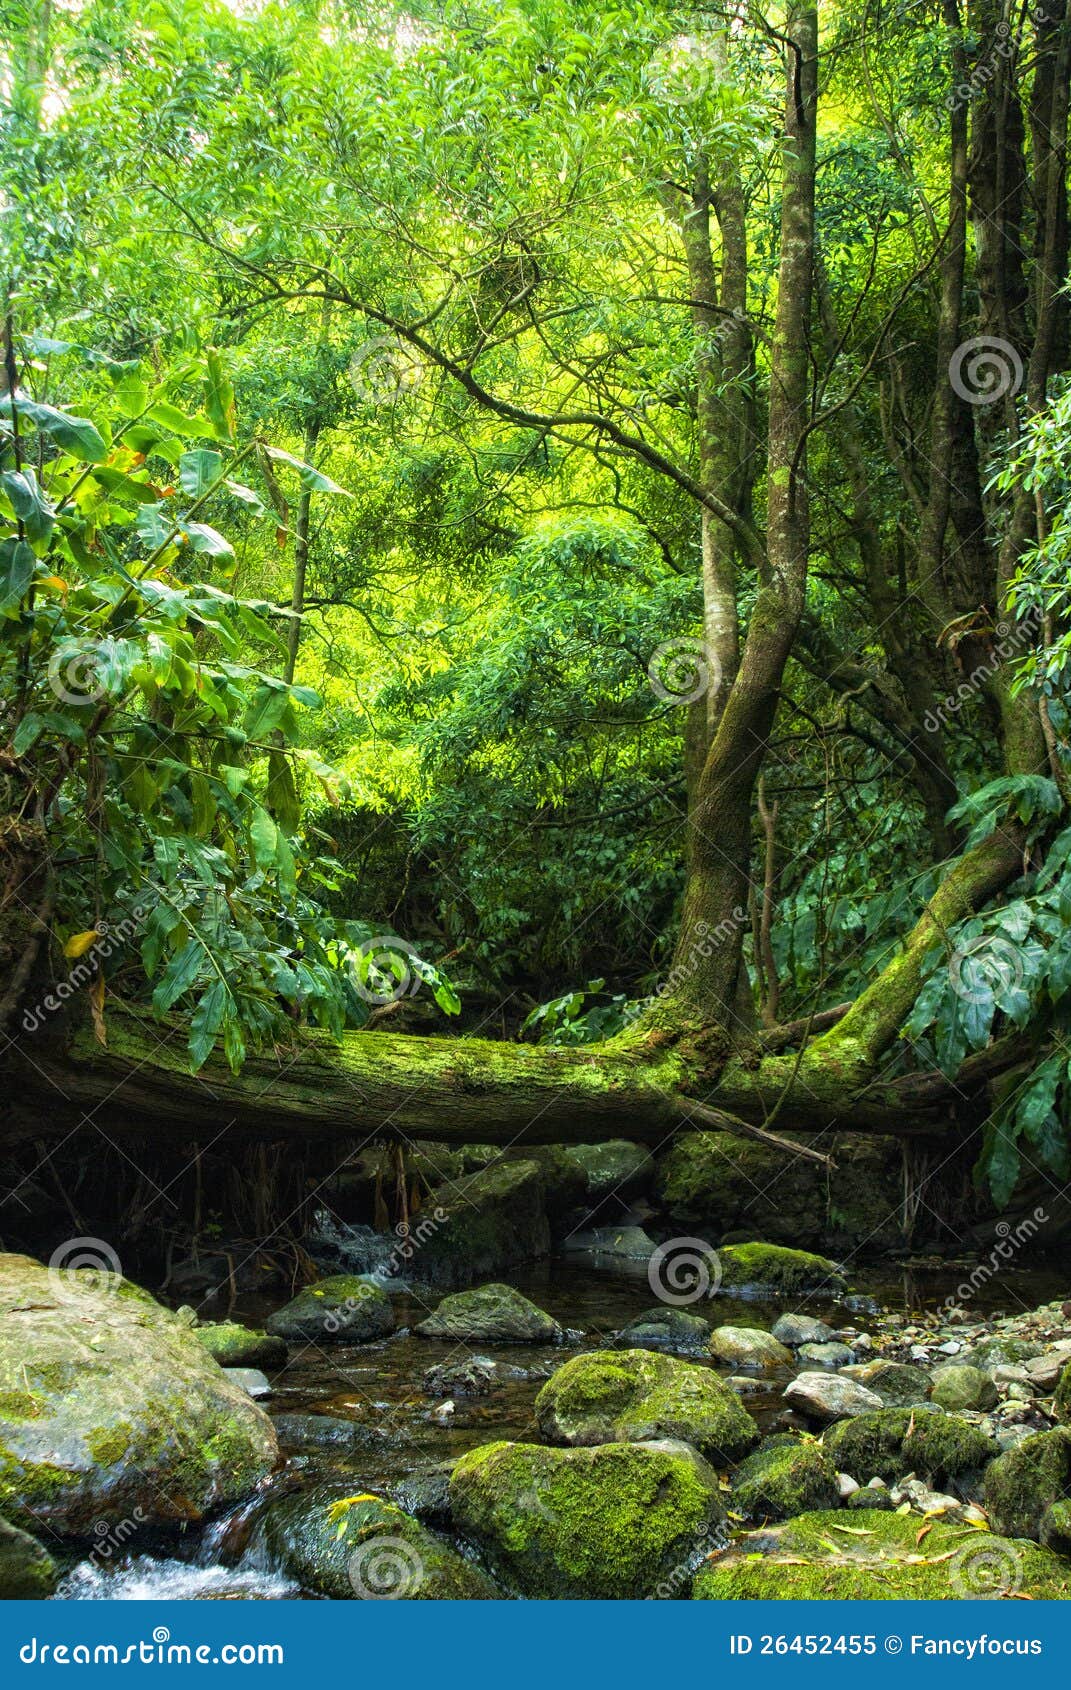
(0, 1515), (56, 1598)
(535, 1348), (758, 1463)
(265, 1276), (394, 1343)
(984, 1427), (1071, 1540)
(716, 1244), (846, 1299)
(797, 1342), (854, 1369)
(260, 1484), (499, 1599)
(612, 1307), (711, 1356)
(423, 1356), (497, 1399)
(783, 1372), (883, 1424)
(708, 1326), (793, 1372)
(693, 1509), (1071, 1599)
(655, 1133), (903, 1252)
(823, 1406), (997, 1488)
(451, 1438), (724, 1599)
(771, 1314), (835, 1347)
(389, 1463), (455, 1527)
(270, 1414), (373, 1451)
(562, 1225), (658, 1265)
(224, 1368), (272, 1400)
(0, 1252), (278, 1536)
(971, 1335), (1044, 1371)
(193, 1323), (287, 1370)
(731, 1434), (840, 1522)
(1025, 1347), (1071, 1391)
(415, 1161), (551, 1287)
(839, 1360), (931, 1407)
(414, 1283), (561, 1345)
(888, 1476), (986, 1524)
(930, 1364), (998, 1412)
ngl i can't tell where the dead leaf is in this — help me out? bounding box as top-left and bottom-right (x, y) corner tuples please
(64, 930), (100, 959)
(89, 973), (107, 1047)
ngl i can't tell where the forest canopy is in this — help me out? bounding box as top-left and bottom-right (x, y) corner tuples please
(2, 0), (1071, 1208)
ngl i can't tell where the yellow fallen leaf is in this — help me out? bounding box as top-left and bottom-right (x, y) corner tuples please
(63, 930), (100, 959)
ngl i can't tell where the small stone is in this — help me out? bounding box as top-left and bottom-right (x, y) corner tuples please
(837, 1472), (859, 1498)
(1006, 1382), (1034, 1402)
(930, 1364), (998, 1412)
(935, 1339), (962, 1355)
(771, 1314), (835, 1347)
(708, 1326), (794, 1372)
(797, 1341), (854, 1369)
(223, 1367), (272, 1400)
(783, 1372), (883, 1424)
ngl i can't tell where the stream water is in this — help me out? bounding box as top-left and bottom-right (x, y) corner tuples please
(53, 1253), (1069, 1600)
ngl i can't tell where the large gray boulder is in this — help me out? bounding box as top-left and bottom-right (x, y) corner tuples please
(414, 1283), (562, 1344)
(265, 1276), (394, 1342)
(0, 1253), (277, 1536)
(409, 1161), (551, 1287)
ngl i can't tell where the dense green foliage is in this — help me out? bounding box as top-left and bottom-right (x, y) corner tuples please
(2, 0), (1071, 1197)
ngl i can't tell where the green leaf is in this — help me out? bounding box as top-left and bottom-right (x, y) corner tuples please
(179, 449), (223, 498)
(152, 937), (204, 1014)
(0, 394), (108, 462)
(249, 806), (280, 869)
(267, 749), (301, 832)
(204, 349), (236, 441)
(263, 446), (351, 496)
(182, 521), (234, 559)
(0, 539), (35, 616)
(189, 979), (230, 1070)
(1, 470), (54, 544)
(11, 712), (45, 756)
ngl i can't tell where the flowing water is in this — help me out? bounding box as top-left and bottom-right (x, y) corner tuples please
(53, 1253), (1069, 1599)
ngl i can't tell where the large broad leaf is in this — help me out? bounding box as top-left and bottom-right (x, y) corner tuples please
(0, 539), (35, 617)
(189, 978), (231, 1070)
(1, 469), (54, 545)
(204, 349), (236, 441)
(263, 446), (351, 496)
(0, 394), (108, 462)
(179, 449), (223, 498)
(182, 521), (234, 559)
(152, 937), (204, 1014)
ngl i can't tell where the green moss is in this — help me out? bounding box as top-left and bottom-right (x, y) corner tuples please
(1054, 1359), (1071, 1423)
(451, 1439), (724, 1599)
(823, 1407), (996, 1485)
(0, 1391), (43, 1421)
(717, 1243), (846, 1295)
(693, 1509), (1071, 1600)
(535, 1348), (758, 1463)
(1041, 1498), (1071, 1555)
(86, 1421), (135, 1467)
(731, 1434), (841, 1522)
(985, 1428), (1071, 1540)
(193, 1323), (287, 1369)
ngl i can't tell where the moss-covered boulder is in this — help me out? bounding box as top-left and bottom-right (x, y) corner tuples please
(265, 1276), (394, 1342)
(410, 1161), (551, 1287)
(716, 1243), (846, 1298)
(0, 1514), (57, 1598)
(823, 1407), (996, 1487)
(0, 1252), (277, 1536)
(708, 1326), (793, 1372)
(414, 1283), (561, 1344)
(450, 1438), (724, 1598)
(840, 1360), (932, 1407)
(930, 1364), (998, 1412)
(193, 1323), (288, 1369)
(1041, 1497), (1071, 1555)
(731, 1434), (840, 1522)
(535, 1349), (757, 1463)
(261, 1484), (499, 1599)
(655, 1133), (902, 1251)
(612, 1307), (711, 1356)
(984, 1427), (1071, 1540)
(693, 1510), (1071, 1599)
